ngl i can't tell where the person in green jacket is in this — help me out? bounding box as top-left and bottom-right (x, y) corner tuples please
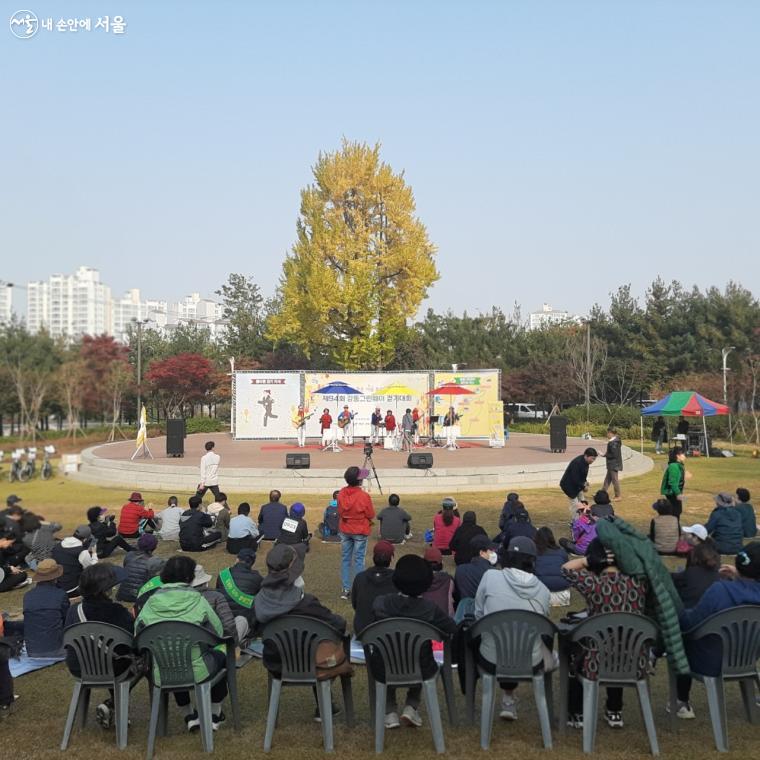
(660, 448), (686, 518)
(135, 555), (228, 732)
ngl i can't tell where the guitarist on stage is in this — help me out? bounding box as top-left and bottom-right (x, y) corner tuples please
(292, 404), (313, 448)
(443, 406), (462, 450)
(337, 404), (356, 445)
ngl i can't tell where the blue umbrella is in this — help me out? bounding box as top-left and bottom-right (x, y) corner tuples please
(312, 381), (363, 451)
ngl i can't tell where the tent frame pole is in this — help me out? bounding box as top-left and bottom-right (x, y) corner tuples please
(702, 415), (710, 458)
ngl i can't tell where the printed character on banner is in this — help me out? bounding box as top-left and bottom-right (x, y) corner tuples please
(292, 404), (313, 448)
(257, 389), (279, 427)
(337, 404), (356, 445)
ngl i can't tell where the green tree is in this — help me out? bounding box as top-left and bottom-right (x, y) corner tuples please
(216, 273), (269, 360)
(267, 139), (438, 369)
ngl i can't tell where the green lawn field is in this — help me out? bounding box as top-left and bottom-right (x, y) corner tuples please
(1, 444), (759, 759)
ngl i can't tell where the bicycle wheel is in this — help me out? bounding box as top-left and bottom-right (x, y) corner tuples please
(8, 468), (16, 483)
(41, 463), (52, 480)
(18, 465), (31, 482)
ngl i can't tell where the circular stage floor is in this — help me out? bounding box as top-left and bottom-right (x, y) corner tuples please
(74, 433), (653, 495)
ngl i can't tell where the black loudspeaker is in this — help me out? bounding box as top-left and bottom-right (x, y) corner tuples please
(166, 419), (186, 457)
(407, 452), (433, 469)
(549, 416), (567, 453)
(286, 453), (310, 469)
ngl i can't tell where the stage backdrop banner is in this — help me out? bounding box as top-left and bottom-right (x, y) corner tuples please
(303, 372), (429, 439)
(432, 370), (501, 438)
(233, 372), (301, 439)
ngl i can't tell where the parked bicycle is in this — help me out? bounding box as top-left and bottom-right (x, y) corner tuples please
(8, 449), (26, 482)
(41, 445), (55, 480)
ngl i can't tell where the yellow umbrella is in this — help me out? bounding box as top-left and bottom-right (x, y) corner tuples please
(375, 383), (418, 397)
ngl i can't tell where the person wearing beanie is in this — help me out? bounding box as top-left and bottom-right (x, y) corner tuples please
(449, 511), (488, 565)
(87, 505), (134, 558)
(156, 496), (184, 542)
(377, 494), (412, 544)
(432, 497), (461, 555)
(421, 547), (455, 616)
(368, 554), (458, 729)
(735, 488), (757, 539)
(116, 532), (165, 603)
(705, 492), (744, 555)
(676, 542), (760, 719)
(179, 494), (222, 552)
(51, 525), (98, 597)
(226, 502), (260, 555)
(215, 548), (263, 635)
(277, 502), (311, 546)
(117, 492), (156, 539)
(338, 466), (376, 599)
(22, 559), (69, 657)
(475, 536), (551, 722)
(351, 540), (397, 634)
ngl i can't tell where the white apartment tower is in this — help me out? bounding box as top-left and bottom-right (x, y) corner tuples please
(0, 284), (13, 325)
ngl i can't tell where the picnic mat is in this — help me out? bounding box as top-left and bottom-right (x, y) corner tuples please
(9, 654), (65, 678)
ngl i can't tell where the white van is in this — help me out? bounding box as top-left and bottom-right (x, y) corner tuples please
(506, 403), (549, 420)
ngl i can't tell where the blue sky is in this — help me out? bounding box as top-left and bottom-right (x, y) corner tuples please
(2, 0), (758, 318)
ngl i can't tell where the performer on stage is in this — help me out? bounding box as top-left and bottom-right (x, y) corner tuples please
(370, 406), (383, 444)
(337, 404), (356, 445)
(319, 408), (334, 446)
(401, 408), (415, 452)
(292, 404), (312, 448)
(384, 409), (399, 451)
(443, 406), (461, 450)
(412, 407), (422, 444)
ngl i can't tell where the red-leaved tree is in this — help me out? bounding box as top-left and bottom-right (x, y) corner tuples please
(80, 335), (131, 419)
(144, 352), (215, 418)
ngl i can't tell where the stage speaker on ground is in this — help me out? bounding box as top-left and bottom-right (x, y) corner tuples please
(407, 452), (433, 469)
(166, 418), (186, 457)
(549, 416), (567, 453)
(286, 453), (311, 469)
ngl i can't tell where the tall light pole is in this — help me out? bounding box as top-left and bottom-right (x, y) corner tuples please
(133, 318), (150, 421)
(722, 346), (735, 450)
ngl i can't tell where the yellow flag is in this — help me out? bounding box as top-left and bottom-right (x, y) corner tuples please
(135, 405), (147, 449)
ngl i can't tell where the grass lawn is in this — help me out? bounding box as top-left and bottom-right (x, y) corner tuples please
(1, 442), (759, 759)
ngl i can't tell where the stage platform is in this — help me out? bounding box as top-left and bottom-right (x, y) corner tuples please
(73, 432), (654, 495)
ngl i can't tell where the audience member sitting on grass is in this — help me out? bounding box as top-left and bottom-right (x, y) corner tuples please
(0, 610), (22, 716)
(52, 525), (98, 597)
(501, 503), (538, 546)
(0, 529), (30, 592)
(559, 505), (598, 556)
(64, 563), (132, 731)
(675, 542), (760, 720)
(226, 502), (260, 555)
(498, 492), (521, 531)
(735, 487), (756, 538)
(190, 563), (241, 646)
(474, 536), (552, 721)
(453, 535), (498, 621)
(156, 496), (183, 542)
(671, 541), (721, 616)
(432, 497), (461, 555)
(369, 553), (458, 730)
(561, 539), (649, 730)
(377, 493), (412, 544)
(258, 490), (288, 541)
(215, 548), (262, 643)
(422, 547), (455, 617)
(136, 555), (230, 732)
(87, 506), (134, 558)
(179, 495), (222, 552)
(207, 493), (231, 541)
(317, 491), (341, 543)
(705, 492), (744, 555)
(20, 512), (62, 569)
(116, 533), (164, 603)
(649, 498), (681, 555)
(117, 492), (155, 539)
(678, 523), (708, 558)
(22, 558), (69, 657)
(277, 502), (311, 547)
(450, 511), (488, 565)
(351, 540), (396, 634)
(0, 503), (29, 568)
(534, 527), (570, 607)
(589, 489), (615, 519)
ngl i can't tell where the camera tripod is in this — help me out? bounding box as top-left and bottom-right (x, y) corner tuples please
(362, 441), (383, 494)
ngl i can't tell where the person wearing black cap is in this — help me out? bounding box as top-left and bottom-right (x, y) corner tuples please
(350, 540), (396, 634)
(474, 536), (551, 721)
(215, 548), (263, 634)
(369, 554), (458, 729)
(453, 535), (499, 615)
(449, 511), (488, 565)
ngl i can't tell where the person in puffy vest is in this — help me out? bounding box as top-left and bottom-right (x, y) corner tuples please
(116, 533), (165, 603)
(649, 499), (681, 554)
(52, 525), (98, 597)
(215, 548), (263, 631)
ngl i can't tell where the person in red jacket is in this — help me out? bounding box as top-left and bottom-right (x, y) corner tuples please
(337, 466), (375, 599)
(117, 492), (156, 538)
(319, 408), (333, 447)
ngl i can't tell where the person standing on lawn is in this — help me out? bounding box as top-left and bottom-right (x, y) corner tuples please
(337, 466), (375, 599)
(602, 427), (623, 499)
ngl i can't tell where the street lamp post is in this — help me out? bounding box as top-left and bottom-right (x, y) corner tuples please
(722, 346), (735, 451)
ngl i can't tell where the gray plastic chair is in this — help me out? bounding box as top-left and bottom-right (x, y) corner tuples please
(465, 610), (557, 749)
(60, 622), (137, 751)
(669, 605), (760, 751)
(260, 615), (354, 753)
(357, 617), (454, 754)
(569, 612), (660, 755)
(135, 621), (240, 758)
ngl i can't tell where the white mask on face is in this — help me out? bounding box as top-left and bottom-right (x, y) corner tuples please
(487, 551), (498, 566)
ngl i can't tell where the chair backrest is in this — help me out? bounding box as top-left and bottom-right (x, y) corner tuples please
(135, 620), (222, 689)
(357, 617), (449, 686)
(469, 609), (557, 680)
(63, 622), (136, 685)
(260, 615), (344, 683)
(569, 612), (658, 683)
(686, 605), (760, 678)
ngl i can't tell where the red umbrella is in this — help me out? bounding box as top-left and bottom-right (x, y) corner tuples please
(426, 383), (476, 427)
